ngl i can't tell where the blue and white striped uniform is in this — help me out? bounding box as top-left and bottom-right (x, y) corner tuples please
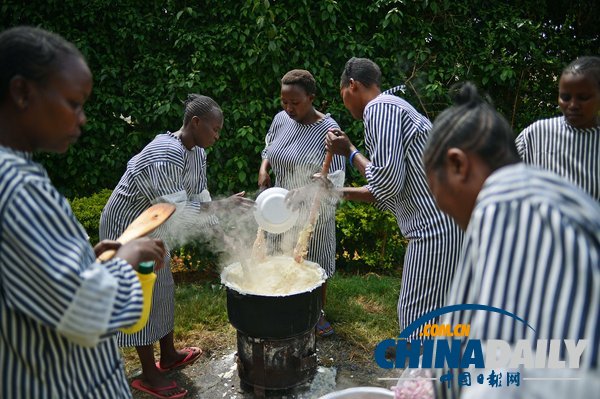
(0, 146), (142, 398)
(362, 94), (463, 339)
(262, 112), (345, 277)
(100, 132), (210, 347)
(439, 163), (600, 398)
(516, 116), (600, 201)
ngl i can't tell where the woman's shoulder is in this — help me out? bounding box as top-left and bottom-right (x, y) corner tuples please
(519, 116), (565, 136)
(129, 133), (186, 170)
(0, 148), (49, 189)
(321, 113), (340, 129)
(272, 110), (289, 122)
(268, 111), (290, 130)
(368, 95), (426, 117)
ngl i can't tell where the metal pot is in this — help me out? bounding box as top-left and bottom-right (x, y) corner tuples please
(225, 283), (323, 338)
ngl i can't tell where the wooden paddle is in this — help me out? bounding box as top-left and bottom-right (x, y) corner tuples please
(293, 151), (333, 263)
(97, 203), (177, 262)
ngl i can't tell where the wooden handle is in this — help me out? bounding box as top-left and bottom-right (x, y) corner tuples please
(308, 150), (333, 225)
(294, 151), (333, 262)
(97, 203), (176, 262)
(97, 249), (118, 262)
(321, 151), (333, 176)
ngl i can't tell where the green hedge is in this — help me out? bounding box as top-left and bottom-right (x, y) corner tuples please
(1, 0), (596, 198)
(68, 189), (113, 245)
(69, 190), (405, 273)
(335, 200), (405, 274)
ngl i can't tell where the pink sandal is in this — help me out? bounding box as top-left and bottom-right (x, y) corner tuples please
(131, 379), (187, 399)
(155, 347), (202, 372)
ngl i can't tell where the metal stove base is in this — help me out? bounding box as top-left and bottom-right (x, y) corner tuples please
(236, 328), (317, 397)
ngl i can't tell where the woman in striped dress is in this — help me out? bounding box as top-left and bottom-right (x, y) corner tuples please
(258, 69), (345, 336)
(325, 58), (463, 342)
(424, 82), (600, 399)
(516, 56), (600, 201)
(0, 26), (166, 398)
(100, 94), (253, 398)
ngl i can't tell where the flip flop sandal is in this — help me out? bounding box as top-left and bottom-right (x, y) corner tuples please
(131, 379), (187, 399)
(317, 320), (335, 337)
(156, 347), (202, 372)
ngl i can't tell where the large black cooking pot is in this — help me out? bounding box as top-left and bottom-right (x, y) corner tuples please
(226, 283), (323, 339)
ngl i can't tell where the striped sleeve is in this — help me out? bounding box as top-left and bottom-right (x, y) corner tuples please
(261, 114), (280, 160)
(2, 180), (142, 347)
(363, 102), (406, 211)
(514, 129), (528, 160)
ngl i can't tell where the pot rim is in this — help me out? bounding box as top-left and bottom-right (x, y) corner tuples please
(221, 256), (326, 297)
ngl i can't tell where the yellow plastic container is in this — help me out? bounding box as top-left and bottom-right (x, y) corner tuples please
(120, 261), (156, 334)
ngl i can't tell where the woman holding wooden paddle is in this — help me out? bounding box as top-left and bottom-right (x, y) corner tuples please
(0, 26), (165, 398)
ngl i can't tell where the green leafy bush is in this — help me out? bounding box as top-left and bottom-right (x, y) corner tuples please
(1, 0), (595, 198)
(336, 200), (406, 274)
(68, 189), (112, 245)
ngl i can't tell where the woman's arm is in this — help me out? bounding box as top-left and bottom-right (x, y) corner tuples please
(258, 158), (272, 190)
(2, 182), (163, 347)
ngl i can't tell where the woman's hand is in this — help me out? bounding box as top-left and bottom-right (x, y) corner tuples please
(311, 172), (334, 190)
(258, 172), (271, 191)
(115, 237), (167, 271)
(326, 128), (355, 157)
(227, 191), (255, 211)
(93, 240), (122, 258)
(212, 191), (255, 213)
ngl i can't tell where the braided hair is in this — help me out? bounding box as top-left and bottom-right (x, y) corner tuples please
(0, 26), (83, 101)
(281, 69), (316, 96)
(182, 94), (222, 126)
(423, 82), (520, 174)
(340, 57), (381, 88)
(562, 56), (600, 90)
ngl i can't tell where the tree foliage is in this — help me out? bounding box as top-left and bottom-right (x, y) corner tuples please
(1, 0), (595, 197)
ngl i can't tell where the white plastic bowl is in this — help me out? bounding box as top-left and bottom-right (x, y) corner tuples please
(254, 187), (299, 233)
(318, 387), (395, 399)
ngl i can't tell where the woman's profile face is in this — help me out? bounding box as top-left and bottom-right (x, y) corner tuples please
(192, 110), (223, 149)
(426, 159), (474, 231)
(427, 169), (460, 222)
(23, 55), (92, 153)
(340, 81), (363, 120)
(280, 84), (314, 124)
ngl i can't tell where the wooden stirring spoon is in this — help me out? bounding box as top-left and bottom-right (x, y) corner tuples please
(97, 202), (176, 262)
(293, 150), (333, 263)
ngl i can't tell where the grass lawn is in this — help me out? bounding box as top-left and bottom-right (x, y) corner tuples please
(120, 271), (401, 373)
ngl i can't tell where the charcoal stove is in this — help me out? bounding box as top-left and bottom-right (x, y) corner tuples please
(222, 259), (325, 397)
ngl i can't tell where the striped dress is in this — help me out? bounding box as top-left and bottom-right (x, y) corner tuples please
(0, 146), (142, 398)
(439, 163), (600, 398)
(100, 132), (211, 347)
(362, 94), (463, 339)
(516, 116), (600, 201)
(261, 111), (345, 277)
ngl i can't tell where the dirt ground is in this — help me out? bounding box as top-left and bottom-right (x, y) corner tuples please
(128, 331), (401, 398)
